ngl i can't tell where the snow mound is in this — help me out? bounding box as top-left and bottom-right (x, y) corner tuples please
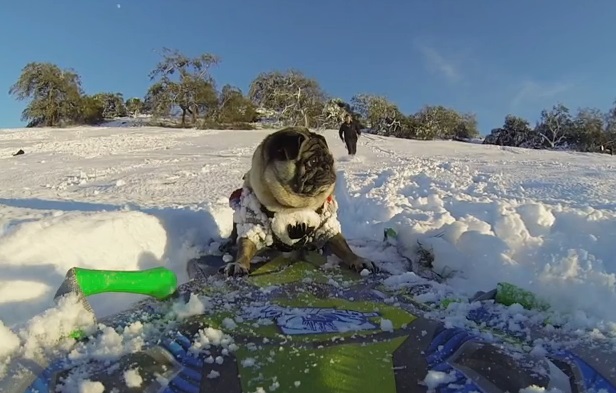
(335, 154), (616, 330)
(395, 200), (616, 324)
(0, 203), (230, 327)
(0, 209), (166, 325)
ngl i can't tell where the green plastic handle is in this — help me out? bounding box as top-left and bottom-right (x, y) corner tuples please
(73, 267), (177, 299)
(495, 282), (550, 311)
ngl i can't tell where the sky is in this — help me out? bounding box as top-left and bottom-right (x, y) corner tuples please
(1, 0), (616, 135)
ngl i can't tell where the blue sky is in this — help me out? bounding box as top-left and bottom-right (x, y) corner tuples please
(1, 0), (615, 134)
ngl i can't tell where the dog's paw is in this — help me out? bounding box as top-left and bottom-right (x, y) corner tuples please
(219, 261), (250, 277)
(345, 257), (380, 274)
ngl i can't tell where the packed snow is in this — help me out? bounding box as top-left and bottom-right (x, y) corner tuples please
(122, 367), (143, 388)
(1, 122), (616, 386)
(423, 369), (458, 390)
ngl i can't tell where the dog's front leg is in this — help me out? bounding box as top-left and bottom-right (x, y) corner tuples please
(325, 233), (379, 273)
(221, 237), (258, 276)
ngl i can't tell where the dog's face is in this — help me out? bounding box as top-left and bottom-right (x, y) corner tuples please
(246, 126), (336, 211)
(264, 127), (336, 197)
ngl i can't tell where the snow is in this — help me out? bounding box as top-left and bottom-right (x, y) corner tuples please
(242, 357), (257, 367)
(123, 368), (143, 388)
(66, 321), (146, 362)
(423, 369), (458, 390)
(222, 316), (238, 329)
(1, 124), (616, 383)
(0, 209), (168, 323)
(78, 380), (105, 393)
(171, 292), (211, 319)
(380, 318), (394, 332)
(0, 321), (19, 358)
(519, 386), (565, 393)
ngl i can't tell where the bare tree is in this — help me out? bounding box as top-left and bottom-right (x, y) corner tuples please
(248, 69), (326, 127)
(311, 98), (353, 129)
(534, 103), (574, 148)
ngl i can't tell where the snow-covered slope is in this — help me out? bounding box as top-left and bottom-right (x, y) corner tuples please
(1, 125), (615, 366)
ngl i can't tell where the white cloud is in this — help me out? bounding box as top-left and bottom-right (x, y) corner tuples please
(510, 79), (575, 110)
(414, 41), (461, 83)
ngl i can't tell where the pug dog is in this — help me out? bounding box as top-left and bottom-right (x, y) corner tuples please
(220, 126), (378, 277)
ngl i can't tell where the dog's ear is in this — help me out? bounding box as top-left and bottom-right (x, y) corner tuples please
(269, 131), (306, 161)
(314, 133), (328, 148)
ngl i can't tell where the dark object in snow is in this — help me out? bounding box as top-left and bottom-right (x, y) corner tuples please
(12, 149), (24, 156)
(339, 114), (362, 156)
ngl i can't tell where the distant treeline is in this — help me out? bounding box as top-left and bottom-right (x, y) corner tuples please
(8, 47), (616, 154)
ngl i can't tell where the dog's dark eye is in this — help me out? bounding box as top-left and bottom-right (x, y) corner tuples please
(306, 157), (318, 168)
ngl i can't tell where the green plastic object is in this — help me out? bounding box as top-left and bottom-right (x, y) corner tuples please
(495, 282), (550, 311)
(440, 298), (461, 308)
(73, 267), (178, 300)
(69, 329), (87, 340)
(384, 227), (398, 241)
(53, 266), (178, 343)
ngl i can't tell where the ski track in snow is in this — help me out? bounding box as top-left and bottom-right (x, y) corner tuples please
(1, 122), (616, 381)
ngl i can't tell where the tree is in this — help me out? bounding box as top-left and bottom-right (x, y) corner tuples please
(409, 105), (478, 140)
(147, 47), (220, 126)
(310, 98), (355, 129)
(413, 106), (449, 139)
(248, 69), (326, 128)
(483, 115), (533, 147)
(602, 100), (616, 153)
(453, 113), (480, 140)
(125, 97), (144, 117)
(78, 95), (105, 125)
(569, 107), (605, 152)
(533, 103), (574, 148)
(350, 94), (404, 135)
(211, 84), (258, 123)
(144, 81), (171, 119)
(92, 92), (127, 119)
(9, 62), (84, 127)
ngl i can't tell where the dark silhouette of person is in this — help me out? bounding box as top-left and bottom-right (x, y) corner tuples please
(338, 114), (361, 155)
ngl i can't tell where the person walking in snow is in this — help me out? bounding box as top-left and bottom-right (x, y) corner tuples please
(339, 114), (362, 155)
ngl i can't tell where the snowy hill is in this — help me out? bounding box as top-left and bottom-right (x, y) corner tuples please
(1, 125), (616, 378)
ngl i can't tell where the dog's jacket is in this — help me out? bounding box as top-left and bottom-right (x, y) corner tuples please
(229, 187), (342, 252)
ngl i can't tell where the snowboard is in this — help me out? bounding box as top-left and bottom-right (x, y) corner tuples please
(1, 249), (615, 393)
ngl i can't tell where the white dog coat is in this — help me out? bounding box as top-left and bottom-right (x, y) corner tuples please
(229, 187), (342, 252)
